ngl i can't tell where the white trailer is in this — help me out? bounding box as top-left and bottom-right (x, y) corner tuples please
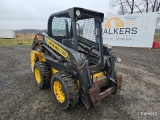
(0, 30), (16, 38)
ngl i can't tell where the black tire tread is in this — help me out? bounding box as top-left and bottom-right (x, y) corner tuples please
(34, 61), (51, 88)
(51, 71), (79, 110)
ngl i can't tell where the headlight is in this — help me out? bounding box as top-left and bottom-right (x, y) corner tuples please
(76, 10), (80, 16)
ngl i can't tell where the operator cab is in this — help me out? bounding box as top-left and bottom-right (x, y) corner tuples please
(48, 7), (104, 66)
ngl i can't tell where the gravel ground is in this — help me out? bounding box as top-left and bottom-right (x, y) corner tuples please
(0, 46), (160, 120)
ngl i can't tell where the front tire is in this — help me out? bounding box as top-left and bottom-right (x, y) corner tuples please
(34, 62), (51, 89)
(51, 72), (79, 110)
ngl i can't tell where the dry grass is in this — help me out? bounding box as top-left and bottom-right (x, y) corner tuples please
(0, 33), (36, 45)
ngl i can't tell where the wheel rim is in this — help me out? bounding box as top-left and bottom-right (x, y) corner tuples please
(34, 68), (41, 84)
(53, 81), (65, 103)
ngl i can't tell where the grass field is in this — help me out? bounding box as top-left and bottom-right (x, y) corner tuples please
(0, 38), (32, 45)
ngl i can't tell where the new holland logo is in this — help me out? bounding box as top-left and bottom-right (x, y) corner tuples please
(103, 17), (137, 35)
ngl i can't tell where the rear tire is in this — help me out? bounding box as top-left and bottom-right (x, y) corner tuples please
(34, 62), (51, 89)
(51, 72), (79, 110)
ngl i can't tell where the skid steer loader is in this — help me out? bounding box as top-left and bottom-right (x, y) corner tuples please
(30, 7), (122, 109)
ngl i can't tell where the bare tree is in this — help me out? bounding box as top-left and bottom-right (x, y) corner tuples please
(126, 0), (135, 14)
(110, 0), (143, 14)
(156, 2), (160, 11)
(150, 0), (160, 12)
(145, 0), (149, 12)
(120, 0), (125, 14)
(109, 0), (126, 15)
(110, 0), (160, 14)
(109, 0), (160, 27)
(141, 0), (160, 12)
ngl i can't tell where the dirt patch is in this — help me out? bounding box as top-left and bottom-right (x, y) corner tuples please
(0, 46), (159, 120)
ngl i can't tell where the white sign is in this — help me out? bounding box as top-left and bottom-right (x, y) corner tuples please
(103, 12), (157, 48)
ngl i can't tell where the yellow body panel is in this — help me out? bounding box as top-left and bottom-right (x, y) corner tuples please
(51, 68), (58, 75)
(30, 50), (46, 71)
(77, 72), (105, 89)
(47, 38), (68, 58)
(93, 72), (104, 79)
